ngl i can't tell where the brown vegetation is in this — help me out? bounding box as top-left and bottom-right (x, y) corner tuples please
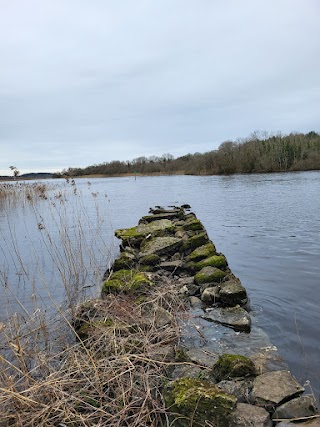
(56, 131), (320, 178)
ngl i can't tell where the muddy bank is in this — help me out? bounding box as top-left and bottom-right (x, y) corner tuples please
(75, 205), (319, 426)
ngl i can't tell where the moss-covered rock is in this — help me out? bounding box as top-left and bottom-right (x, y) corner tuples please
(181, 219), (204, 232)
(194, 266), (226, 285)
(113, 251), (136, 271)
(139, 253), (160, 266)
(101, 269), (152, 296)
(195, 254), (228, 270)
(219, 280), (248, 306)
(180, 232), (209, 252)
(187, 243), (216, 262)
(212, 354), (256, 382)
(164, 377), (236, 427)
(115, 219), (175, 246)
(140, 236), (182, 256)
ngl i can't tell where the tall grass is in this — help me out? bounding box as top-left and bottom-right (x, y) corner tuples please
(0, 180), (185, 426)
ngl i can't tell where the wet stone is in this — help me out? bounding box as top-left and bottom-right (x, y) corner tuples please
(202, 306), (251, 332)
(219, 280), (248, 306)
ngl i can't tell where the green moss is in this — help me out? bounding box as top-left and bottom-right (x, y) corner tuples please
(212, 354), (256, 381)
(140, 253), (160, 266)
(194, 266), (226, 285)
(115, 219), (175, 246)
(182, 219), (204, 232)
(113, 252), (136, 271)
(115, 226), (144, 246)
(101, 269), (152, 296)
(164, 377), (236, 427)
(195, 254), (227, 270)
(180, 232), (209, 252)
(187, 243), (216, 261)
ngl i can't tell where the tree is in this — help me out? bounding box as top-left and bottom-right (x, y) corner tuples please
(9, 166), (20, 178)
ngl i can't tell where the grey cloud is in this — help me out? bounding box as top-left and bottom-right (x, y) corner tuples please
(1, 0), (320, 174)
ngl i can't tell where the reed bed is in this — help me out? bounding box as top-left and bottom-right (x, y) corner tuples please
(0, 180), (185, 426)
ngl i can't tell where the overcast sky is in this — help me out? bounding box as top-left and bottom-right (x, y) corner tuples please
(1, 0), (319, 175)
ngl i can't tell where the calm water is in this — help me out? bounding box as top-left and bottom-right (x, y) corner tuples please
(1, 171), (319, 398)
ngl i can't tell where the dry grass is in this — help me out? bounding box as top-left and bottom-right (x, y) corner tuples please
(0, 280), (185, 426)
(0, 180), (186, 426)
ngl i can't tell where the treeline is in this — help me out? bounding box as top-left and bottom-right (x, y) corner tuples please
(56, 131), (320, 177)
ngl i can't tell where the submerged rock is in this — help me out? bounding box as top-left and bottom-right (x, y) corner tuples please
(202, 306), (251, 332)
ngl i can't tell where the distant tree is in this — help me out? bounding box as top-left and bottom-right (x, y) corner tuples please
(9, 166), (20, 178)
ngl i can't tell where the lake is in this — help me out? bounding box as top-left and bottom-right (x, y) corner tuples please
(0, 171), (319, 400)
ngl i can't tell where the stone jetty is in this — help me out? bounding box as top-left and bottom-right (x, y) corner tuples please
(75, 205), (319, 427)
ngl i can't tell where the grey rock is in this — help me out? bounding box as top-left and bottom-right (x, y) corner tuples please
(159, 260), (183, 272)
(189, 296), (203, 309)
(251, 370), (304, 409)
(201, 306), (251, 332)
(140, 236), (182, 256)
(231, 403), (272, 427)
(140, 211), (183, 223)
(219, 280), (248, 306)
(201, 286), (221, 304)
(217, 380), (252, 403)
(170, 365), (204, 380)
(252, 350), (288, 374)
(276, 421), (320, 427)
(272, 395), (318, 421)
(186, 348), (218, 367)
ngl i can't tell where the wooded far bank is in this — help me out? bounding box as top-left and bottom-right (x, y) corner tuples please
(56, 131), (320, 177)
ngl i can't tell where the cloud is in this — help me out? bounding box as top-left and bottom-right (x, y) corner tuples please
(1, 0), (320, 174)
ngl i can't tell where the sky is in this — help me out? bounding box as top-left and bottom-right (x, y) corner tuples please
(1, 0), (320, 175)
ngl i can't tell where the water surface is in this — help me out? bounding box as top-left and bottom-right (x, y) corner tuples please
(1, 171), (319, 399)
